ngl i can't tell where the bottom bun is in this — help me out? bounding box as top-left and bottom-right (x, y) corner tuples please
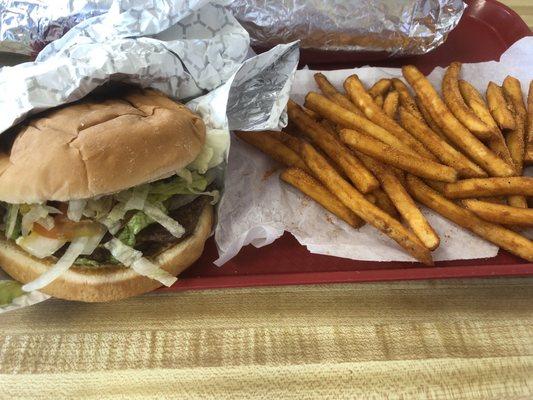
(0, 203), (213, 302)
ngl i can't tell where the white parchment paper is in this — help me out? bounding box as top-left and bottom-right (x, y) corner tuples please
(215, 37), (533, 265)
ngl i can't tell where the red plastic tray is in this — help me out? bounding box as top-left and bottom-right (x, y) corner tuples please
(160, 0), (533, 292)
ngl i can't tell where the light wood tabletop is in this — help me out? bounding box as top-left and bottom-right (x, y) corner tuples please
(1, 2), (532, 399)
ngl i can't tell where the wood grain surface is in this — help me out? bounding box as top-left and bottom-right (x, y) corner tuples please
(1, 2), (532, 399)
(1, 279), (533, 399)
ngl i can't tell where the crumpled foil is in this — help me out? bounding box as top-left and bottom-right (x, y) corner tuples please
(0, 0), (299, 312)
(0, 0), (464, 57)
(229, 0), (466, 55)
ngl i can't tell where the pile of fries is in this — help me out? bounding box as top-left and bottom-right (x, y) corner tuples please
(236, 64), (533, 265)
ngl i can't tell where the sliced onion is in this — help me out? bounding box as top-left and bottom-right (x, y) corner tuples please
(143, 203), (185, 238)
(80, 230), (106, 255)
(67, 200), (87, 222)
(22, 236), (89, 292)
(103, 238), (177, 287)
(35, 215), (55, 231)
(21, 205), (50, 236)
(16, 233), (66, 259)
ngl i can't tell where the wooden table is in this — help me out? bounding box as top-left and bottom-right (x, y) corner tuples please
(1, 2), (532, 399)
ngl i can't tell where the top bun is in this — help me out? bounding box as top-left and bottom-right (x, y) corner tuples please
(0, 88), (205, 203)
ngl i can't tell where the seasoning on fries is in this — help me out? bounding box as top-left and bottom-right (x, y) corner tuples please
(300, 141), (433, 265)
(398, 107), (486, 178)
(502, 76), (527, 173)
(344, 75), (435, 159)
(458, 79), (514, 168)
(442, 62), (494, 140)
(407, 175), (533, 261)
(339, 129), (458, 183)
(402, 65), (515, 177)
(304, 92), (420, 156)
(461, 199), (533, 227)
(392, 78), (425, 122)
(356, 152), (440, 250)
(486, 82), (516, 130)
(314, 73), (364, 116)
(383, 91), (399, 119)
(443, 177), (533, 198)
(287, 100), (379, 193)
(281, 167), (364, 228)
(236, 130), (310, 173)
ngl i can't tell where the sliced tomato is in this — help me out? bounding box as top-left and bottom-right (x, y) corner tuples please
(32, 210), (104, 240)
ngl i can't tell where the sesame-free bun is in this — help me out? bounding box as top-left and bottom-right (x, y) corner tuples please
(0, 88), (206, 204)
(0, 203), (213, 302)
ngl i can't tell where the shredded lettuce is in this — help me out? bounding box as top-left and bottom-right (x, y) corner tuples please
(0, 280), (25, 306)
(143, 203), (185, 238)
(5, 204), (20, 239)
(147, 172), (209, 203)
(117, 211), (153, 247)
(74, 257), (104, 267)
(103, 238), (177, 287)
(187, 128), (228, 173)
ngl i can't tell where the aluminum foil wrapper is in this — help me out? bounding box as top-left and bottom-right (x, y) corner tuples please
(229, 0), (466, 55)
(0, 0), (299, 312)
(0, 0), (464, 57)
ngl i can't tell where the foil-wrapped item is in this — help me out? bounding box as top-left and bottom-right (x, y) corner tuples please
(0, 0), (464, 57)
(229, 0), (466, 55)
(0, 0), (299, 312)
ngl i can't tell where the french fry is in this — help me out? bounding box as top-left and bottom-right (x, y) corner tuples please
(442, 62), (494, 140)
(320, 119), (338, 137)
(503, 76), (527, 174)
(303, 107), (320, 121)
(267, 130), (304, 155)
(344, 75), (436, 159)
(423, 179), (447, 193)
(314, 73), (364, 116)
(407, 175), (533, 261)
(402, 65), (515, 177)
(368, 78), (392, 98)
(300, 141), (433, 265)
(443, 177), (533, 198)
(383, 90), (399, 119)
(415, 96), (448, 140)
(392, 78), (425, 122)
(461, 199), (533, 226)
(525, 81), (533, 165)
(365, 193), (377, 204)
(507, 195), (528, 209)
(357, 152), (440, 250)
(479, 196), (507, 205)
(304, 92), (421, 156)
(281, 167), (364, 228)
(486, 82), (516, 130)
(373, 94), (384, 108)
(372, 188), (400, 219)
(458, 79), (515, 168)
(340, 129), (458, 183)
(287, 100), (379, 193)
(314, 73), (339, 97)
(398, 107), (486, 178)
(235, 131), (310, 173)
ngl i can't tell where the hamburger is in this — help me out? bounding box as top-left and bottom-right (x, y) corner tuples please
(0, 88), (218, 302)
